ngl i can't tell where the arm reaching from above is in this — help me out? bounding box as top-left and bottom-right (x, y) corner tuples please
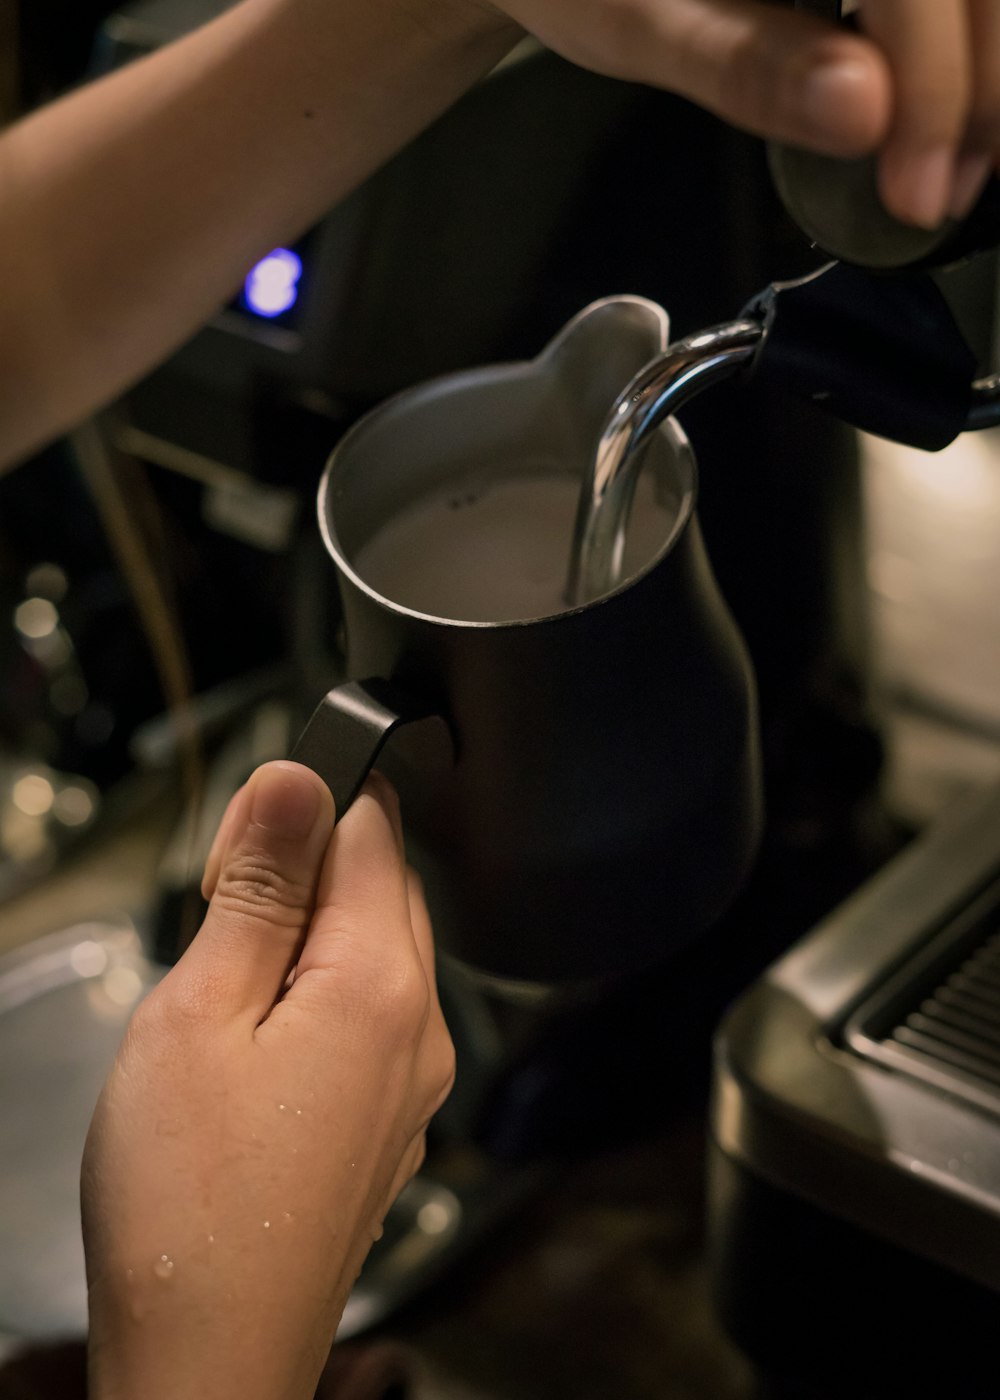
(2, 0), (999, 472)
(0, 0), (519, 471)
(82, 762), (455, 1400)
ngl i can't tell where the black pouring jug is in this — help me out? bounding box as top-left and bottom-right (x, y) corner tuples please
(292, 296), (763, 989)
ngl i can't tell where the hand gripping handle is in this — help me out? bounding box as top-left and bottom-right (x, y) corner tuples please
(290, 678), (452, 821)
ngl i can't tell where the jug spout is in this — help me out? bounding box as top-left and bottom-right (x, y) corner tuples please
(536, 295), (671, 450)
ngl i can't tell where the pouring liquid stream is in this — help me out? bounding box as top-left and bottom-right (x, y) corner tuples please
(563, 319), (764, 608)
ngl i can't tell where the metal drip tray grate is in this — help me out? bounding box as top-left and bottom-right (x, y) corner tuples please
(843, 876), (1000, 1120)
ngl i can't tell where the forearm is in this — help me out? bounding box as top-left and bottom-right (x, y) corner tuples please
(0, 0), (518, 470)
(85, 1201), (367, 1400)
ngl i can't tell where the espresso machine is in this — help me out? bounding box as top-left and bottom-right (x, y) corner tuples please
(3, 0), (1000, 1385)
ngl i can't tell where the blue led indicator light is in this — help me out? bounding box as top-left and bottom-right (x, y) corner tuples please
(244, 248), (303, 318)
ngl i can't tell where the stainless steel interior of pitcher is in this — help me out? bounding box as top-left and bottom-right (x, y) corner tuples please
(318, 295), (698, 623)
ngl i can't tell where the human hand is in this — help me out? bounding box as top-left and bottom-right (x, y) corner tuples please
(82, 762), (455, 1400)
(470, 0), (999, 229)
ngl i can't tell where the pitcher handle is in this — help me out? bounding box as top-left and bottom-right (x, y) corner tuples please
(290, 677), (451, 821)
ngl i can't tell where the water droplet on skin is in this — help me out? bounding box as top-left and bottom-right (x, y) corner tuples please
(207, 1235), (215, 1245)
(153, 1255), (174, 1280)
(126, 1268), (135, 1284)
(263, 1220), (271, 1229)
(282, 1211), (294, 1224)
(278, 1103), (286, 1112)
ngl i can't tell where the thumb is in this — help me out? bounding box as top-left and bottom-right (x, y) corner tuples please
(175, 761), (335, 1023)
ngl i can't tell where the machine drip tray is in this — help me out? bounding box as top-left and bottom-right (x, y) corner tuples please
(709, 780), (1000, 1396)
(843, 876), (1000, 1119)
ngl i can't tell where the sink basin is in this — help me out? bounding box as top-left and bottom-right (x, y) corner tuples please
(0, 921), (161, 1343)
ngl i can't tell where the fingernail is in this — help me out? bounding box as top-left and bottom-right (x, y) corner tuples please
(800, 58), (873, 146)
(249, 762), (324, 837)
(949, 151), (992, 221)
(885, 144), (953, 229)
(201, 785), (245, 899)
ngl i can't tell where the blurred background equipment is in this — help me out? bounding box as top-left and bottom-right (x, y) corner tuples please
(2, 1), (1000, 1395)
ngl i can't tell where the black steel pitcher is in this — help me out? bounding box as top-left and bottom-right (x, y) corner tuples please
(292, 297), (763, 988)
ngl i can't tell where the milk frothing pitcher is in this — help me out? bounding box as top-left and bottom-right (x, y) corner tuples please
(292, 297), (763, 987)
